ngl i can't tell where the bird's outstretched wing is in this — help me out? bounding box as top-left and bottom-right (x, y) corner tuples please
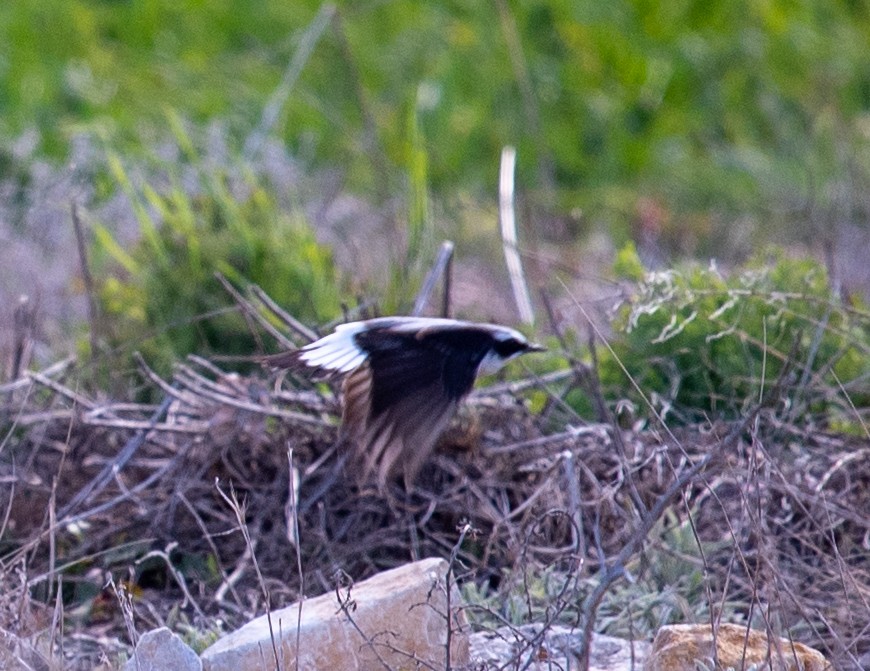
(266, 319), (518, 489)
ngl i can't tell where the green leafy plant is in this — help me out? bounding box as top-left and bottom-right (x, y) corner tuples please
(599, 244), (870, 423)
(92, 139), (343, 378)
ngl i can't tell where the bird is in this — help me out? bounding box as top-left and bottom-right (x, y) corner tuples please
(266, 316), (545, 489)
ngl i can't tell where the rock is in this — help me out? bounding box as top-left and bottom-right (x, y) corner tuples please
(123, 627), (202, 671)
(644, 623), (831, 671)
(470, 623), (650, 671)
(201, 557), (469, 671)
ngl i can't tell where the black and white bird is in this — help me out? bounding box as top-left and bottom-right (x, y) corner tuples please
(267, 316), (544, 489)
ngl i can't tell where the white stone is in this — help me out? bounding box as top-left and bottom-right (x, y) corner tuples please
(201, 557), (469, 671)
(123, 627), (201, 671)
(470, 623), (651, 671)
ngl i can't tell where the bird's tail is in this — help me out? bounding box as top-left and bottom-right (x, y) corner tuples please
(259, 349), (306, 370)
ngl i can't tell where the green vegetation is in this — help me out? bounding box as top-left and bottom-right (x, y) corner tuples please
(92, 129), (343, 375)
(598, 244), (870, 423)
(4, 0), (870, 251)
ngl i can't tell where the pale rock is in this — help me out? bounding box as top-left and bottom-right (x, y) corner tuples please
(201, 557), (469, 671)
(470, 623), (650, 671)
(644, 623), (831, 671)
(123, 627), (202, 671)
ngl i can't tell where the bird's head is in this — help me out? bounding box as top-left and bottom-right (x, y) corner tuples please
(478, 327), (545, 375)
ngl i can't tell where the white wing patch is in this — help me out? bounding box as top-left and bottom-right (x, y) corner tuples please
(297, 322), (367, 373)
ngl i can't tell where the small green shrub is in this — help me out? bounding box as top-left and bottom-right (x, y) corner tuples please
(92, 147), (343, 378)
(600, 244), (870, 423)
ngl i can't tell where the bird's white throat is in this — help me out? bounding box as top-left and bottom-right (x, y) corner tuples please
(478, 349), (511, 375)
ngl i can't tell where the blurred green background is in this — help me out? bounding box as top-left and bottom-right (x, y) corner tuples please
(4, 0), (870, 248)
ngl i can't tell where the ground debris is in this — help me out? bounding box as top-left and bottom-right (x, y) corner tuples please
(1, 354), (868, 669)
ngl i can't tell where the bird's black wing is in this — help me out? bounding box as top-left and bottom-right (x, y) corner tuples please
(358, 326), (493, 410)
(344, 326), (493, 487)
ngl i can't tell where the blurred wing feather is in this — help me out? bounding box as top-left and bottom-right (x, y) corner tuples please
(341, 361), (459, 489)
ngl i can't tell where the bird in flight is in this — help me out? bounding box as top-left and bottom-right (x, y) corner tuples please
(267, 316), (544, 489)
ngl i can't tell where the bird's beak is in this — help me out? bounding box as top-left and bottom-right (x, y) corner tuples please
(528, 342), (547, 352)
